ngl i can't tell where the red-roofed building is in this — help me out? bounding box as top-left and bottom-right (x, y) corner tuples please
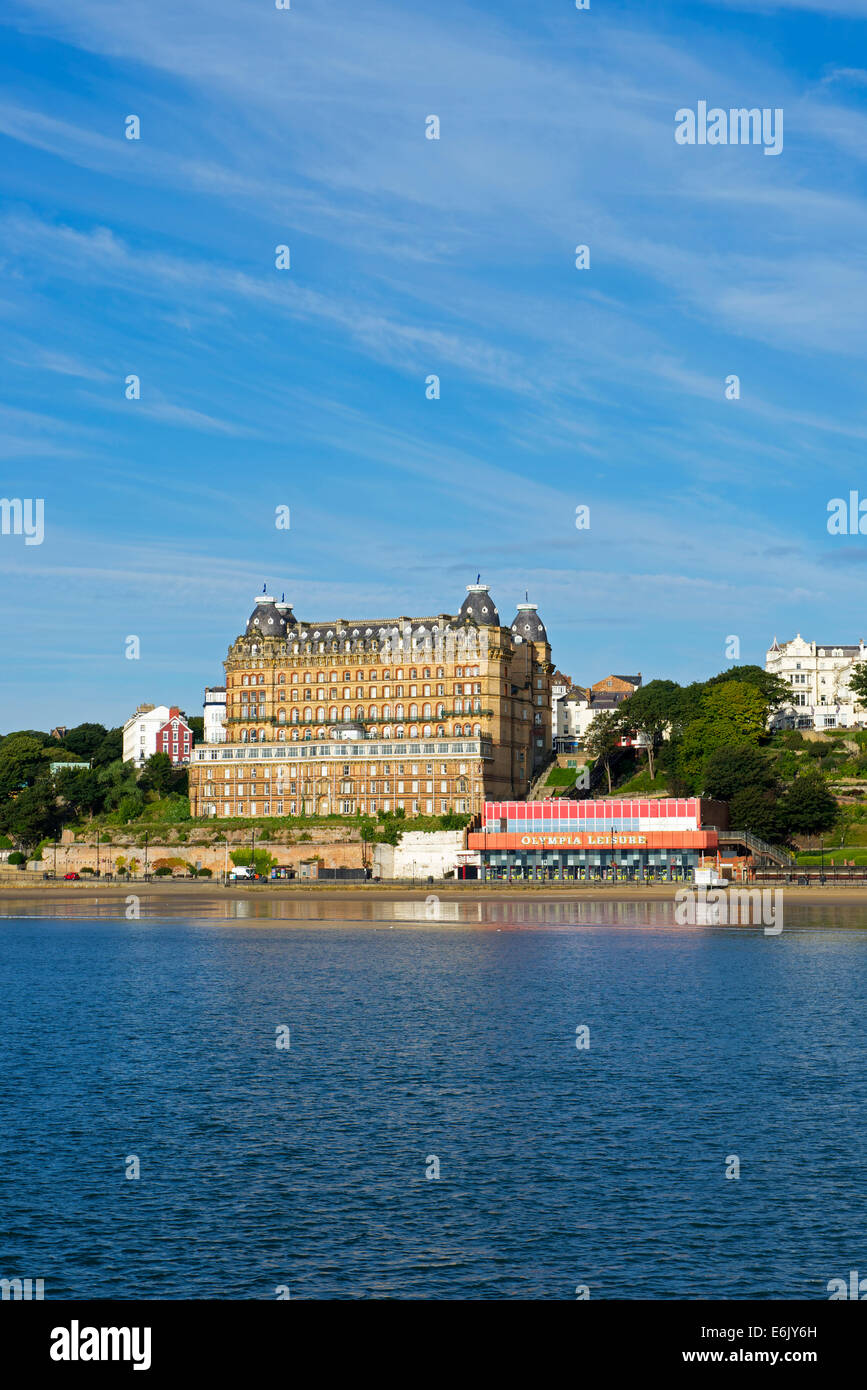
(155, 708), (193, 765)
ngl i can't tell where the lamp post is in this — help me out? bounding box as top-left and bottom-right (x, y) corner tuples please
(96, 827), (100, 879)
(53, 836), (58, 879)
(144, 831), (149, 881)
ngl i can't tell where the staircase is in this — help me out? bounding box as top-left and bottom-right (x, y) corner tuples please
(718, 830), (795, 869)
(525, 753), (557, 801)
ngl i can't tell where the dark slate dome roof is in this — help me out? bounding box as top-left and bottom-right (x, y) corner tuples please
(275, 598), (296, 628)
(511, 602), (547, 642)
(246, 593), (287, 638)
(459, 583), (500, 626)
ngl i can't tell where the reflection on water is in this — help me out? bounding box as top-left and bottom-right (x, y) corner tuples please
(3, 892), (867, 931)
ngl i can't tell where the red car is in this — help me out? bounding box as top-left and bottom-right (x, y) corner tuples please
(64, 872), (80, 881)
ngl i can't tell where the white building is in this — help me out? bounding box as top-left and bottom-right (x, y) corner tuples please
(203, 686), (227, 743)
(122, 703), (173, 767)
(373, 830), (472, 880)
(765, 634), (867, 730)
(551, 670), (572, 742)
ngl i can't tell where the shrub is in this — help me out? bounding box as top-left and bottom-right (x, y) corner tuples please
(197, 867), (213, 878)
(80, 865), (95, 875)
(8, 850), (25, 865)
(154, 865), (172, 877)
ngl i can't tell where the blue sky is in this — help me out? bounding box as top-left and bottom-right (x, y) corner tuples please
(1, 0), (866, 730)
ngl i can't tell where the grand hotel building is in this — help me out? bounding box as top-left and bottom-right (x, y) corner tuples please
(188, 584), (553, 819)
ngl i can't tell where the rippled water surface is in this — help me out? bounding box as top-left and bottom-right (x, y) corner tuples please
(2, 898), (866, 1299)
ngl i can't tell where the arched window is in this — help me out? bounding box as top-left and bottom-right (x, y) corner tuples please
(259, 674), (265, 685)
(278, 674), (285, 684)
(382, 726), (392, 740)
(259, 729), (266, 742)
(409, 704), (418, 718)
(241, 729), (248, 742)
(396, 704), (404, 719)
(409, 725), (418, 737)
(343, 706), (351, 720)
(291, 708), (299, 723)
(329, 706), (338, 721)
(278, 709), (286, 724)
(382, 705), (391, 719)
(278, 729), (286, 741)
(423, 703), (431, 717)
(453, 725), (461, 736)
(423, 724), (432, 737)
(304, 708), (312, 723)
(436, 725), (445, 736)
(473, 723), (481, 736)
(356, 706), (364, 720)
(317, 707), (326, 721)
(291, 729), (299, 741)
(436, 704), (445, 717)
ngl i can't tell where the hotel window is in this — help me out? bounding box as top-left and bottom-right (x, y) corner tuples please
(440, 781), (448, 793)
(398, 781), (405, 793)
(370, 800), (377, 812)
(412, 780), (419, 793)
(426, 800), (433, 814)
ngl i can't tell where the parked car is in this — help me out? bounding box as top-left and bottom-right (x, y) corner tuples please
(64, 872), (81, 881)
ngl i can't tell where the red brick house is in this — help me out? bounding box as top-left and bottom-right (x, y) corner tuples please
(155, 708), (193, 765)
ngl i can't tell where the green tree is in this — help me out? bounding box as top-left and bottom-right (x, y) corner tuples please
(702, 744), (777, 802)
(138, 752), (175, 796)
(847, 662), (867, 710)
(781, 773), (838, 837)
(91, 728), (123, 767)
(704, 665), (790, 711)
(60, 723), (107, 760)
(96, 759), (139, 811)
(54, 766), (103, 817)
(584, 709), (622, 794)
(728, 786), (784, 844)
(0, 735), (48, 799)
(701, 681), (767, 743)
(187, 716), (204, 741)
(618, 681), (682, 781)
(0, 784), (64, 851)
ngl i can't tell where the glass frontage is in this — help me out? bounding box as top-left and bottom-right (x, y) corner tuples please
(482, 850), (699, 882)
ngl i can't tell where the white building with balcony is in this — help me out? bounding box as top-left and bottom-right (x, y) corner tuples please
(765, 634), (867, 730)
(203, 686), (227, 743)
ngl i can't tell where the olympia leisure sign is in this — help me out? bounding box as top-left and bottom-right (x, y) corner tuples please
(518, 833), (648, 847)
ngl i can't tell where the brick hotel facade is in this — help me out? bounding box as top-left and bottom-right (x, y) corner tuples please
(188, 585), (553, 819)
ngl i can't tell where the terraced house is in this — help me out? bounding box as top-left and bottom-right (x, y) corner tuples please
(188, 584), (553, 819)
